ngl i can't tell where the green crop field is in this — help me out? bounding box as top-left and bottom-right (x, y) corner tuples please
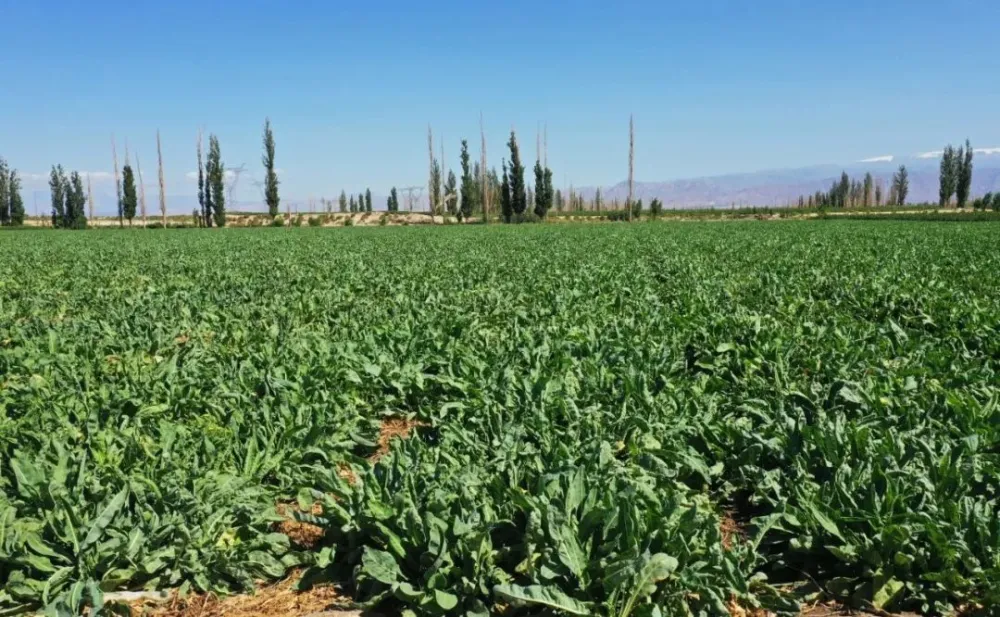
(1, 221), (999, 616)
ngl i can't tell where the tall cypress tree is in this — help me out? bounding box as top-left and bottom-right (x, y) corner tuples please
(349, 195), (356, 213)
(208, 135), (226, 226)
(957, 139), (973, 208)
(862, 173), (873, 207)
(339, 190), (348, 212)
(67, 172), (87, 229)
(533, 160), (546, 218)
(389, 187), (399, 212)
(263, 118), (280, 217)
(543, 167), (553, 214)
(500, 160), (513, 222)
(507, 131), (526, 216)
(459, 139), (476, 221)
(939, 146), (956, 207)
(50, 166), (66, 228)
(429, 161), (441, 214)
(0, 158), (9, 225)
(198, 137), (210, 227)
(122, 165), (138, 224)
(365, 188), (373, 213)
(358, 193), (366, 214)
(893, 165), (909, 205)
(838, 172), (850, 208)
(8, 170), (23, 226)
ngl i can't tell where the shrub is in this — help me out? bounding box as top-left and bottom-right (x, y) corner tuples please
(271, 217), (285, 227)
(308, 216), (322, 227)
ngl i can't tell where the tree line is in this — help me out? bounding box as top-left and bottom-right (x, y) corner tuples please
(0, 157), (26, 226)
(796, 166), (909, 209)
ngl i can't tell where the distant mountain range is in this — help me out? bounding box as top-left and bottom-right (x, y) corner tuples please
(30, 151), (1000, 216)
(578, 152), (1000, 208)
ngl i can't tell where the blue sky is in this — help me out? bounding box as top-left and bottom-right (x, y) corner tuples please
(3, 0), (1000, 211)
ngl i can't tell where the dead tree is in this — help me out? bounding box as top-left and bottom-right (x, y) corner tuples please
(136, 150), (147, 226)
(87, 174), (94, 220)
(480, 112), (489, 223)
(628, 114), (634, 222)
(157, 130), (167, 227)
(112, 134), (123, 226)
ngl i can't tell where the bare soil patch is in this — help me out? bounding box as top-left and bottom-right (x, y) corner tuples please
(127, 572), (342, 617)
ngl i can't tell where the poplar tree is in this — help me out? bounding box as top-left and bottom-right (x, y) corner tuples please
(939, 146), (956, 207)
(387, 187), (399, 212)
(0, 158), (8, 225)
(365, 188), (373, 213)
(198, 135), (210, 226)
(533, 160), (545, 218)
(429, 160), (441, 214)
(500, 160), (513, 222)
(8, 170), (23, 226)
(67, 172), (87, 229)
(444, 171), (457, 215)
(862, 173), (873, 207)
(339, 190), (348, 212)
(956, 139), (973, 209)
(208, 135), (226, 226)
(459, 140), (476, 221)
(263, 118), (280, 217)
(50, 166), (66, 227)
(893, 165), (909, 205)
(122, 165), (138, 224)
(349, 195), (356, 213)
(358, 193), (365, 213)
(507, 131), (526, 216)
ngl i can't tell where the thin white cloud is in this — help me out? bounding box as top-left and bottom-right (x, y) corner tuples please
(185, 169), (248, 180)
(916, 150), (943, 159)
(859, 155), (893, 163)
(973, 147), (1000, 155)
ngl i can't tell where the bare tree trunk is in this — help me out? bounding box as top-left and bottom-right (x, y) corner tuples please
(87, 174), (94, 221)
(136, 151), (147, 227)
(112, 135), (123, 227)
(427, 125), (434, 215)
(440, 137), (445, 219)
(628, 114), (634, 222)
(157, 130), (167, 227)
(480, 112), (488, 223)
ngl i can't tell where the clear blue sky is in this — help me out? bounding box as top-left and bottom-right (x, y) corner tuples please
(3, 0), (1000, 211)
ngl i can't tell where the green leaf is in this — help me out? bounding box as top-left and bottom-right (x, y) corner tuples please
(872, 578), (904, 609)
(361, 547), (401, 585)
(493, 584), (591, 615)
(433, 589), (459, 611)
(80, 488), (128, 552)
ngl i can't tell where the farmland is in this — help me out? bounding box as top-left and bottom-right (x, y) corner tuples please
(1, 221), (999, 616)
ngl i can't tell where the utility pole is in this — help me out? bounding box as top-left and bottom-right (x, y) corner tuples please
(112, 134), (122, 227)
(400, 186), (423, 213)
(480, 112), (488, 223)
(628, 114), (634, 222)
(157, 130), (167, 227)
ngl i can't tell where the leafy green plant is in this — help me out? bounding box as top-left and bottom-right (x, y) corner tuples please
(1, 221), (999, 615)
